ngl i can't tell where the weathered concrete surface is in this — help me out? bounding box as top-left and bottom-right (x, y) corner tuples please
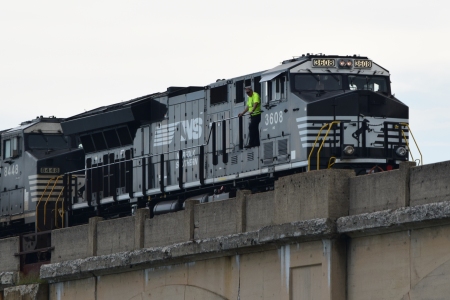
(194, 194), (247, 239)
(145, 211), (187, 248)
(337, 201), (450, 236)
(0, 238), (19, 273)
(97, 216), (135, 256)
(41, 218), (336, 282)
(45, 240), (344, 300)
(51, 224), (89, 263)
(50, 277), (95, 300)
(134, 208), (149, 249)
(410, 160), (450, 206)
(347, 223), (450, 300)
(274, 169), (354, 224)
(0, 272), (17, 291)
(3, 284), (48, 300)
(246, 190), (274, 231)
(347, 231), (411, 300)
(349, 161), (415, 215)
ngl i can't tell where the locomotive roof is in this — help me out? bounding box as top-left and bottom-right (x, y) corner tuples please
(2, 117), (64, 135)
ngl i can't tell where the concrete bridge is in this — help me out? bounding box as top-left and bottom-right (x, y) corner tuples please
(1, 160), (450, 299)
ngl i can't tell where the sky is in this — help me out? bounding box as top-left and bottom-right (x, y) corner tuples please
(0, 0), (449, 165)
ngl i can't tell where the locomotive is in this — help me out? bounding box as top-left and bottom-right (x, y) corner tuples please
(0, 54), (411, 238)
(60, 54), (410, 223)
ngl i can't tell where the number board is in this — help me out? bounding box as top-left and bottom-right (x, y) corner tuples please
(312, 59), (335, 68)
(40, 167), (60, 174)
(354, 60), (372, 69)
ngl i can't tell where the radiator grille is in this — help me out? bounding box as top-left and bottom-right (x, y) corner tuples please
(231, 155), (238, 164)
(278, 139), (288, 156)
(264, 142), (274, 160)
(247, 152), (254, 161)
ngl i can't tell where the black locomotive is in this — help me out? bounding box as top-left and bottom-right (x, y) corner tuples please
(1, 54), (410, 238)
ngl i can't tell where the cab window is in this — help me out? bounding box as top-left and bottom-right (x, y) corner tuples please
(3, 137), (20, 159)
(348, 75), (389, 92)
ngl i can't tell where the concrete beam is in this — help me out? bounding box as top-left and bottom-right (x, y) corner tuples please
(40, 218), (336, 283)
(337, 201), (450, 237)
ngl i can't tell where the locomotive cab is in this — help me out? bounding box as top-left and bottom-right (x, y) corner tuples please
(0, 117), (85, 236)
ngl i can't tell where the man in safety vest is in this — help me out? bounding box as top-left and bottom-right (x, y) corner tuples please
(238, 86), (261, 148)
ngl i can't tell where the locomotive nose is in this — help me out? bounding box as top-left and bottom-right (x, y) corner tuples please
(333, 90), (408, 119)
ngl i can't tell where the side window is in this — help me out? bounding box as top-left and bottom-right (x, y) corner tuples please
(235, 80), (244, 104)
(275, 76), (286, 100)
(3, 137), (20, 159)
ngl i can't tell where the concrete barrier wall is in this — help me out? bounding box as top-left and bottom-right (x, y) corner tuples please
(410, 160), (450, 206)
(0, 237), (19, 272)
(274, 169), (354, 224)
(349, 162), (415, 215)
(52, 224), (89, 263)
(97, 216), (135, 256)
(246, 191), (274, 231)
(194, 191), (246, 240)
(144, 211), (186, 248)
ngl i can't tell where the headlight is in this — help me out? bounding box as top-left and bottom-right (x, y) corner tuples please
(339, 60), (346, 67)
(343, 145), (355, 155)
(396, 147), (407, 156)
(346, 60), (353, 67)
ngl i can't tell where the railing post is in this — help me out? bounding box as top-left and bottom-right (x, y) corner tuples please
(212, 122), (218, 165)
(160, 154), (165, 193)
(199, 145), (205, 185)
(222, 119), (228, 164)
(179, 150), (183, 189)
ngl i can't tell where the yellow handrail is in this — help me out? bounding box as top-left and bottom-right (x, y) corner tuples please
(399, 122), (423, 165)
(307, 123), (330, 171)
(307, 121), (340, 171)
(36, 176), (57, 232)
(43, 175), (63, 226)
(328, 156), (336, 169)
(54, 186), (65, 229)
(316, 121), (341, 170)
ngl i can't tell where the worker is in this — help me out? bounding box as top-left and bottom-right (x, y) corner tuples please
(238, 86), (261, 148)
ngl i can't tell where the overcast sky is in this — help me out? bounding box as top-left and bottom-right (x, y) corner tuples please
(1, 0), (448, 164)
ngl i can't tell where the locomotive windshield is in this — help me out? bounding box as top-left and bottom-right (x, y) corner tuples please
(348, 75), (389, 92)
(294, 74), (342, 91)
(27, 134), (69, 149)
(293, 74), (390, 93)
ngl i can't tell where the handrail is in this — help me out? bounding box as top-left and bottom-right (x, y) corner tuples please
(43, 175), (63, 226)
(316, 121), (341, 170)
(307, 123), (330, 171)
(36, 176), (57, 232)
(399, 122), (423, 165)
(328, 156), (336, 169)
(64, 117), (237, 176)
(307, 121), (340, 171)
(54, 186), (65, 229)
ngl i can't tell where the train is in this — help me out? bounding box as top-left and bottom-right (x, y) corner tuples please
(0, 54), (410, 257)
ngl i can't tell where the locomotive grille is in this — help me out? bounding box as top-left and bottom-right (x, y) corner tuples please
(264, 142), (273, 160)
(231, 155), (238, 164)
(278, 139), (288, 156)
(247, 152), (254, 161)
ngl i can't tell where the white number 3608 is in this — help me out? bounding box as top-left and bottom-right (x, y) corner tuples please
(265, 111), (283, 125)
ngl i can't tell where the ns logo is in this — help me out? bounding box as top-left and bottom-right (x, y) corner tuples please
(153, 118), (203, 147)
